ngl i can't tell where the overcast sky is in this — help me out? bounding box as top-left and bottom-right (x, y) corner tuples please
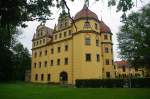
(19, 0), (150, 61)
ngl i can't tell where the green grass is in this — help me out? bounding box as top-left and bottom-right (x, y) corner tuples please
(0, 82), (150, 99)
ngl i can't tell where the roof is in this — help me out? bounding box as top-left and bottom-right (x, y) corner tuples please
(74, 5), (98, 20)
(99, 21), (111, 33)
(115, 60), (129, 68)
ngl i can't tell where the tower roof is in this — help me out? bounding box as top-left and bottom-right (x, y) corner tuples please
(100, 21), (111, 33)
(74, 5), (98, 20)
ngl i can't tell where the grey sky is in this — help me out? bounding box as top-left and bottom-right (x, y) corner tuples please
(19, 0), (150, 61)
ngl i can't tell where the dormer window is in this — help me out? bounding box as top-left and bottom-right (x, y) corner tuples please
(84, 21), (91, 29)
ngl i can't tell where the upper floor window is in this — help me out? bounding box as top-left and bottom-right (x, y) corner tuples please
(59, 33), (62, 38)
(64, 58), (68, 65)
(96, 39), (99, 46)
(51, 48), (54, 54)
(50, 60), (53, 66)
(64, 32), (67, 37)
(36, 41), (39, 46)
(96, 54), (100, 62)
(45, 50), (47, 56)
(105, 47), (109, 53)
(85, 53), (91, 61)
(106, 59), (109, 65)
(110, 35), (112, 40)
(69, 30), (72, 35)
(40, 40), (42, 44)
(65, 45), (68, 51)
(43, 39), (45, 43)
(85, 37), (91, 45)
(34, 42), (36, 47)
(34, 63), (36, 68)
(104, 35), (108, 40)
(57, 59), (60, 65)
(39, 62), (41, 68)
(44, 61), (47, 67)
(58, 47), (61, 53)
(95, 23), (98, 30)
(55, 35), (57, 40)
(39, 51), (42, 57)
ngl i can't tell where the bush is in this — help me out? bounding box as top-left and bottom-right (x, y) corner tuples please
(75, 78), (150, 88)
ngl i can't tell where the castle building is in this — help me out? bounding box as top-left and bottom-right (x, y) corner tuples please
(31, 5), (114, 84)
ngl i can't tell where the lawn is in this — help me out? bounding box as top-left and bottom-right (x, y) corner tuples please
(0, 82), (150, 99)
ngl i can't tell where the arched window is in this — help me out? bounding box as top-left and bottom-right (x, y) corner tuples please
(47, 74), (51, 81)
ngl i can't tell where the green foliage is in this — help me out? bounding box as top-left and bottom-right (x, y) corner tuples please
(75, 78), (150, 88)
(12, 43), (31, 80)
(117, 3), (150, 68)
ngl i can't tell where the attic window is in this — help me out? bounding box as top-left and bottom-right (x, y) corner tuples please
(84, 21), (91, 29)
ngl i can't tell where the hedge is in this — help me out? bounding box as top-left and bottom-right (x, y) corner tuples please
(75, 78), (150, 88)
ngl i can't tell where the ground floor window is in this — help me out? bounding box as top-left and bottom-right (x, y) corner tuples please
(47, 74), (51, 81)
(106, 72), (110, 78)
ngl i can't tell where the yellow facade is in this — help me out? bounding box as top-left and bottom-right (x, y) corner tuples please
(31, 5), (114, 84)
(114, 61), (150, 78)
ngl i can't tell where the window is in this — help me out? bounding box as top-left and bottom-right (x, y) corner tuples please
(40, 40), (42, 44)
(35, 74), (38, 80)
(123, 66), (126, 72)
(106, 59), (109, 65)
(51, 48), (54, 54)
(41, 74), (44, 81)
(36, 41), (39, 45)
(85, 53), (91, 61)
(65, 45), (68, 51)
(34, 63), (36, 68)
(64, 58), (68, 65)
(85, 37), (91, 45)
(96, 54), (100, 62)
(44, 61), (47, 67)
(34, 52), (37, 58)
(69, 30), (72, 35)
(45, 50), (47, 56)
(43, 39), (45, 43)
(55, 35), (57, 40)
(34, 42), (36, 47)
(111, 48), (113, 54)
(59, 33), (62, 38)
(58, 47), (61, 53)
(96, 39), (99, 46)
(104, 35), (108, 40)
(39, 62), (41, 68)
(39, 51), (42, 57)
(106, 72), (110, 78)
(50, 60), (53, 66)
(110, 35), (112, 40)
(47, 74), (51, 81)
(105, 47), (109, 53)
(95, 23), (98, 30)
(64, 32), (67, 37)
(57, 59), (60, 65)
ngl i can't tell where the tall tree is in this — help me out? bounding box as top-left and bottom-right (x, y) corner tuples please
(117, 3), (150, 68)
(12, 43), (31, 80)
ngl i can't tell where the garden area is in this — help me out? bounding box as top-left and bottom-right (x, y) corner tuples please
(0, 82), (150, 99)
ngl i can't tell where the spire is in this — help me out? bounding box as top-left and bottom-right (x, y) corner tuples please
(83, 0), (89, 8)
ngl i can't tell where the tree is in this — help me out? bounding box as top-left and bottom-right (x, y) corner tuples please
(117, 3), (150, 68)
(12, 43), (31, 80)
